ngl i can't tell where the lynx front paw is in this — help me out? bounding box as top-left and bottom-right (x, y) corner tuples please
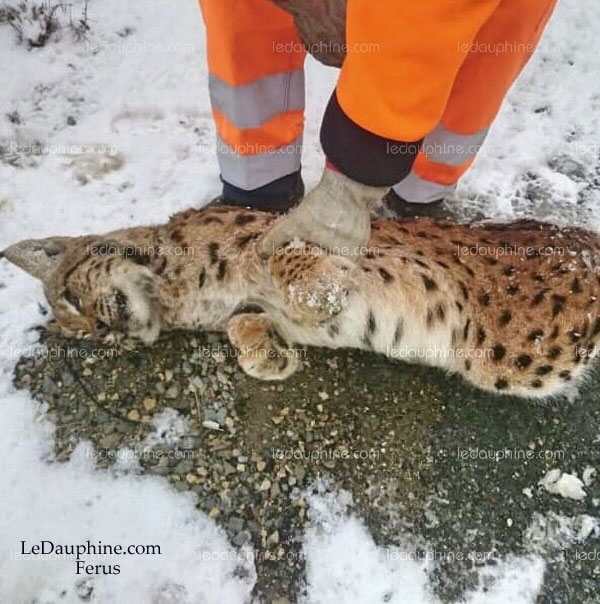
(227, 313), (300, 381)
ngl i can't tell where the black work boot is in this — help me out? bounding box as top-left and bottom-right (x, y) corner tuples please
(374, 188), (455, 220)
(208, 170), (304, 213)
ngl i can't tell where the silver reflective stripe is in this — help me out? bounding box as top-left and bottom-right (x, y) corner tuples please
(422, 123), (488, 166)
(216, 134), (302, 190)
(209, 69), (305, 129)
(393, 172), (457, 204)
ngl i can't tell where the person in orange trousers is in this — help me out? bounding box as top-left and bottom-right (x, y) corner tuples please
(198, 0), (558, 256)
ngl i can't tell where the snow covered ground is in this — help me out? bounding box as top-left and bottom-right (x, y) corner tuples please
(0, 0), (599, 602)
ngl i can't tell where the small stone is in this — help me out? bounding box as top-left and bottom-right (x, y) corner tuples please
(522, 487), (533, 499)
(256, 460), (267, 472)
(186, 473), (199, 485)
(165, 369), (173, 382)
(267, 530), (279, 546)
(182, 361), (193, 375)
(127, 409), (140, 421)
(223, 462), (236, 476)
(153, 458), (170, 476)
(258, 479), (271, 492)
(165, 385), (179, 399)
(209, 507), (220, 518)
(98, 434), (120, 449)
(318, 391), (329, 401)
(216, 371), (230, 385)
(232, 530), (251, 547)
(82, 368), (92, 377)
(143, 397), (157, 411)
(295, 465), (306, 482)
(213, 351), (226, 364)
(228, 517), (244, 533)
(175, 460), (194, 474)
(506, 518), (513, 527)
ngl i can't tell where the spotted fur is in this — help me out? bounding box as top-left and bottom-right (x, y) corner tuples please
(4, 207), (600, 397)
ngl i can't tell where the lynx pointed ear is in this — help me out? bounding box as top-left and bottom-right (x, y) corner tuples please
(0, 236), (72, 284)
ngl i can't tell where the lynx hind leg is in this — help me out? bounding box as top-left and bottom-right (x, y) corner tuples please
(270, 249), (358, 324)
(227, 313), (300, 381)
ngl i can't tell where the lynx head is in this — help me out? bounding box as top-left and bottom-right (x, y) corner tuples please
(1, 236), (161, 344)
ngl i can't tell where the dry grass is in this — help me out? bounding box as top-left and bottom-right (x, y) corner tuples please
(0, 0), (90, 48)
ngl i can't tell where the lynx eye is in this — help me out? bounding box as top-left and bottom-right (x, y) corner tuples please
(63, 288), (81, 312)
(115, 289), (128, 311)
(95, 319), (109, 332)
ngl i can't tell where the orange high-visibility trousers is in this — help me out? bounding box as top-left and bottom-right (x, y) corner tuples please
(200, 0), (557, 200)
(199, 0), (306, 191)
(384, 0), (559, 201)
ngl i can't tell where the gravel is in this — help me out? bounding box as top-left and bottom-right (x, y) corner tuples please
(12, 329), (600, 603)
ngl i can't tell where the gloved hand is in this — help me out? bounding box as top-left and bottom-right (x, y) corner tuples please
(258, 166), (388, 259)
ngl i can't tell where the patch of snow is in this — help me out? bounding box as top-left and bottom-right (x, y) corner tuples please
(451, 1), (600, 229)
(578, 515), (600, 542)
(525, 511), (600, 557)
(538, 469), (587, 500)
(141, 408), (191, 448)
(582, 466), (596, 487)
(463, 557), (546, 604)
(301, 488), (433, 604)
(0, 371), (255, 604)
(301, 489), (546, 604)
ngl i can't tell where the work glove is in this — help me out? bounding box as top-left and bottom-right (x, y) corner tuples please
(258, 166), (388, 259)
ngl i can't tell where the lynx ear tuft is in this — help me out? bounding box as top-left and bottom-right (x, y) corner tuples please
(1, 237), (72, 284)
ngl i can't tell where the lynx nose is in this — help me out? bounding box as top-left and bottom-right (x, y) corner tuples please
(0, 237), (71, 284)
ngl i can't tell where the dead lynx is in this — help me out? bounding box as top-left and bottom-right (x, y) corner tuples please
(3, 205), (600, 399)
